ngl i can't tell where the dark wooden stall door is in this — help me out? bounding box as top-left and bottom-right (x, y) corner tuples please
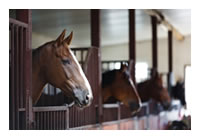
(9, 9), (33, 130)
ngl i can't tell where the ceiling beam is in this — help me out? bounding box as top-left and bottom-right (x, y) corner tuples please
(144, 9), (185, 41)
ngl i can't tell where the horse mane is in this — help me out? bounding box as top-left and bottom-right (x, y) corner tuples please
(137, 78), (151, 87)
(32, 41), (55, 65)
(102, 70), (117, 88)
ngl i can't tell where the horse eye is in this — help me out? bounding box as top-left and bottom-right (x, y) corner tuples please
(123, 72), (129, 79)
(62, 59), (71, 65)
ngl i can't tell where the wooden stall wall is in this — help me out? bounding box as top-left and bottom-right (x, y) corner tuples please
(9, 9), (32, 130)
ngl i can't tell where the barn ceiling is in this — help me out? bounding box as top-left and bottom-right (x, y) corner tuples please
(32, 9), (191, 48)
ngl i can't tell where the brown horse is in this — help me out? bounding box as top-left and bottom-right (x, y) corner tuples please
(137, 70), (171, 109)
(32, 29), (93, 108)
(102, 63), (142, 115)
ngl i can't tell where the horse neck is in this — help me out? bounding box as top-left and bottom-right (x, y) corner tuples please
(137, 80), (152, 102)
(32, 48), (47, 105)
(102, 70), (116, 102)
(102, 87), (112, 103)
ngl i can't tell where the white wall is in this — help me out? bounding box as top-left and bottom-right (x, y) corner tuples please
(101, 35), (191, 82)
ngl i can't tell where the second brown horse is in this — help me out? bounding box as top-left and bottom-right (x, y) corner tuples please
(102, 63), (142, 115)
(137, 70), (171, 109)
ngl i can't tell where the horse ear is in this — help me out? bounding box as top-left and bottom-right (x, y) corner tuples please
(151, 68), (158, 78)
(56, 29), (66, 46)
(64, 31), (73, 46)
(120, 62), (127, 72)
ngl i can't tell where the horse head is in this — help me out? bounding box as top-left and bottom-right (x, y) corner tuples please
(151, 72), (171, 110)
(103, 63), (142, 115)
(37, 29), (93, 108)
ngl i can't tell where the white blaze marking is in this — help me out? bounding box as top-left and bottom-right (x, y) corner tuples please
(129, 78), (142, 107)
(69, 50), (93, 102)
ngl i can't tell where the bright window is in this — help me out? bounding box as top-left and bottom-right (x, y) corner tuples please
(185, 65), (191, 116)
(135, 62), (148, 83)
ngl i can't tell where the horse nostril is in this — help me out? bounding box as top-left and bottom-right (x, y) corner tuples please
(82, 93), (90, 105)
(86, 95), (89, 101)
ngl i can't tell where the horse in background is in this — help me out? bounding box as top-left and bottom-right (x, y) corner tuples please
(171, 81), (186, 107)
(32, 29), (93, 108)
(137, 69), (171, 110)
(102, 63), (142, 115)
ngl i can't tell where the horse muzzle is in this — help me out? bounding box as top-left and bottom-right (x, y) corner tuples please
(129, 101), (142, 115)
(161, 101), (171, 110)
(73, 88), (93, 108)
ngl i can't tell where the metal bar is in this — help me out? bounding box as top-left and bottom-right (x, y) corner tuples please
(53, 111), (55, 130)
(18, 26), (22, 110)
(39, 112), (42, 130)
(36, 112), (39, 130)
(20, 27), (24, 109)
(129, 9), (136, 84)
(61, 111), (64, 129)
(22, 28), (26, 108)
(14, 25), (20, 129)
(38, 113), (41, 130)
(63, 111), (66, 129)
(10, 24), (15, 130)
(145, 103), (150, 130)
(49, 111), (52, 130)
(69, 108), (72, 128)
(151, 16), (158, 70)
(74, 108), (77, 127)
(59, 111), (62, 129)
(58, 111), (60, 129)
(42, 112), (44, 130)
(75, 108), (77, 127)
(57, 111), (59, 130)
(33, 106), (68, 112)
(44, 112), (46, 130)
(102, 103), (123, 108)
(52, 111), (56, 130)
(55, 111), (57, 130)
(71, 107), (74, 127)
(80, 107), (83, 126)
(47, 111), (49, 130)
(85, 108), (88, 126)
(117, 103), (121, 120)
(66, 108), (69, 129)
(77, 108), (79, 127)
